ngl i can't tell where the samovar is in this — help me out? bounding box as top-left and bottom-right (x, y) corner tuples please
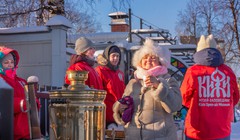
(49, 70), (106, 140)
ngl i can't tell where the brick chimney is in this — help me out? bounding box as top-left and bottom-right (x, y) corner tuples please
(109, 12), (129, 32)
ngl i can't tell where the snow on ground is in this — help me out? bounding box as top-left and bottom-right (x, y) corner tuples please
(232, 108), (240, 139)
(231, 121), (240, 140)
(177, 121), (240, 140)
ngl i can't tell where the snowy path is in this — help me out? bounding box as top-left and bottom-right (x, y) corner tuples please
(231, 121), (240, 140)
(177, 121), (240, 140)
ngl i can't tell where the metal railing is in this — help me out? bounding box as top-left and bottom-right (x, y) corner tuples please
(36, 92), (50, 137)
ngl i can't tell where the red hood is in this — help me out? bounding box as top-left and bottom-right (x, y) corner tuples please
(0, 46), (20, 66)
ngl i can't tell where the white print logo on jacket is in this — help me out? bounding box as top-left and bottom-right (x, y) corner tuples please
(18, 80), (26, 88)
(118, 72), (124, 82)
(198, 68), (230, 98)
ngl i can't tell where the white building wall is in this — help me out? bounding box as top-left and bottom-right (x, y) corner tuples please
(0, 15), (72, 87)
(49, 26), (68, 86)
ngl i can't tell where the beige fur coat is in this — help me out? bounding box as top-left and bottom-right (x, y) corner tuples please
(113, 74), (182, 140)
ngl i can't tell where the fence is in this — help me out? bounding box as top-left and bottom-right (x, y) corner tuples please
(35, 84), (63, 137)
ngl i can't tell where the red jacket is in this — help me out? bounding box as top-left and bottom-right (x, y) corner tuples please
(95, 66), (125, 124)
(65, 61), (103, 90)
(181, 64), (239, 139)
(0, 47), (29, 140)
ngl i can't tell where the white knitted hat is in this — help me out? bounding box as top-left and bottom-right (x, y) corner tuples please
(75, 37), (94, 55)
(197, 34), (217, 52)
(132, 38), (171, 68)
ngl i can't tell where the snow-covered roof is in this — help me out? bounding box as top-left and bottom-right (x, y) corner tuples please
(0, 15), (73, 34)
(67, 32), (142, 50)
(67, 31), (197, 52)
(160, 44), (196, 50)
(130, 44), (196, 50)
(46, 15), (72, 28)
(132, 28), (169, 34)
(110, 22), (128, 25)
(0, 26), (49, 34)
(94, 50), (104, 58)
(68, 32), (129, 44)
(66, 47), (75, 54)
(108, 12), (128, 16)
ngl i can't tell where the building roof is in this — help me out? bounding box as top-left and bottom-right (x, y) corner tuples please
(108, 12), (129, 19)
(46, 15), (72, 28)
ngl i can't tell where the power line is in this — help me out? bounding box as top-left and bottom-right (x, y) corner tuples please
(131, 13), (166, 31)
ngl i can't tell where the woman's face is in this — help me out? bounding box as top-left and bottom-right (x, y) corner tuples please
(109, 53), (120, 66)
(84, 48), (96, 59)
(140, 54), (160, 70)
(2, 54), (14, 69)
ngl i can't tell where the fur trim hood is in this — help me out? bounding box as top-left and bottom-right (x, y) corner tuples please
(132, 38), (171, 68)
(96, 45), (121, 71)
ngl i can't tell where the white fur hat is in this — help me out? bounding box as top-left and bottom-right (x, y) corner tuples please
(197, 34), (217, 52)
(132, 38), (171, 68)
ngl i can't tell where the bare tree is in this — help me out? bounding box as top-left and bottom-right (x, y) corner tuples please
(213, 0), (240, 65)
(0, 0), (62, 27)
(224, 0), (240, 72)
(175, 0), (199, 36)
(228, 0), (240, 51)
(0, 0), (130, 33)
(196, 0), (220, 35)
(176, 0), (240, 67)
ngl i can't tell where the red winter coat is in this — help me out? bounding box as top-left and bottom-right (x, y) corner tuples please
(181, 64), (239, 139)
(65, 61), (103, 90)
(95, 66), (125, 124)
(0, 47), (29, 140)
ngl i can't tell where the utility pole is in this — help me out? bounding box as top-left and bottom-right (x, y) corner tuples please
(128, 8), (132, 43)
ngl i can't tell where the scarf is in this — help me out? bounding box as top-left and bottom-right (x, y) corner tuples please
(4, 68), (16, 79)
(134, 65), (168, 80)
(106, 62), (119, 71)
(70, 54), (95, 67)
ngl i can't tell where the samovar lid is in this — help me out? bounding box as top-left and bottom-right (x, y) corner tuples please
(49, 70), (106, 101)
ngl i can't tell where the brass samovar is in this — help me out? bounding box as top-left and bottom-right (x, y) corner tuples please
(49, 70), (106, 140)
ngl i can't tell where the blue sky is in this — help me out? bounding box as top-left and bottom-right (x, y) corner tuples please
(94, 0), (189, 37)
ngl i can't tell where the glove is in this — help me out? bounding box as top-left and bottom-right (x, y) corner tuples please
(118, 96), (134, 123)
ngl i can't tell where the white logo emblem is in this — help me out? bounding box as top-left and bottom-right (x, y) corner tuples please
(197, 68), (231, 107)
(198, 68), (230, 98)
(118, 73), (124, 81)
